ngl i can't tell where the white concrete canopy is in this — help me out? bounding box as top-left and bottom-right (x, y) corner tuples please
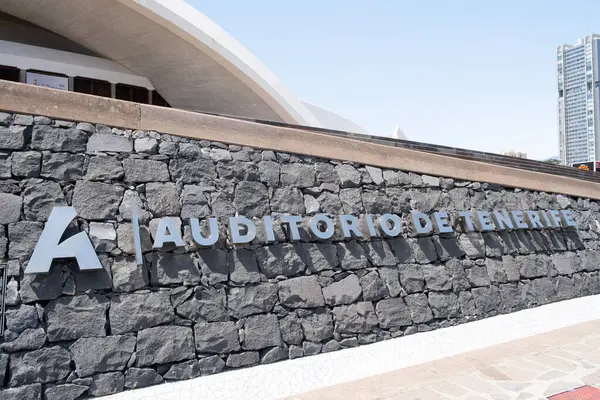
(0, 0), (379, 134)
(0, 0), (320, 125)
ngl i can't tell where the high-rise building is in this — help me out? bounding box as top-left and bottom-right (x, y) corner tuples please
(503, 150), (527, 159)
(557, 34), (600, 167)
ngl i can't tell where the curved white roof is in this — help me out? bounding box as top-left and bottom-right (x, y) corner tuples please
(0, 0), (373, 134)
(301, 101), (369, 135)
(125, 0), (322, 127)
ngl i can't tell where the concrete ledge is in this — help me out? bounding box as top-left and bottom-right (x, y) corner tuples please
(0, 81), (141, 128)
(2, 80), (600, 200)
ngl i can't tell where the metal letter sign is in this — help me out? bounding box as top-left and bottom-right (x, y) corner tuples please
(26, 206), (583, 273)
(0, 265), (6, 337)
(26, 207), (102, 274)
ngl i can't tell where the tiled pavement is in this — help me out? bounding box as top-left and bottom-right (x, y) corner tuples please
(289, 320), (600, 400)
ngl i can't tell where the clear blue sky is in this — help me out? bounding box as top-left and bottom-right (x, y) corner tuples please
(189, 0), (600, 160)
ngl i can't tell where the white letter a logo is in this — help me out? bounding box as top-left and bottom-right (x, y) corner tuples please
(26, 207), (102, 274)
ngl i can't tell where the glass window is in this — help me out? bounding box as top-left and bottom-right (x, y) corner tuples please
(94, 81), (111, 98)
(152, 91), (170, 107)
(0, 65), (20, 82)
(132, 87), (148, 104)
(116, 84), (149, 104)
(115, 84), (130, 101)
(74, 77), (111, 98)
(74, 78), (91, 94)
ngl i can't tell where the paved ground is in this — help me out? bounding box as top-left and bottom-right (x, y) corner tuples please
(289, 320), (600, 400)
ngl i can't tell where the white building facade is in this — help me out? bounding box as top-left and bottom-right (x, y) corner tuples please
(557, 34), (600, 167)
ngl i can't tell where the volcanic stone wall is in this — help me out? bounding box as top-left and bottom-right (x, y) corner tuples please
(0, 112), (600, 399)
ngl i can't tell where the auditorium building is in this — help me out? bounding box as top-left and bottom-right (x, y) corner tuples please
(1, 1), (600, 400)
(0, 0), (374, 136)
